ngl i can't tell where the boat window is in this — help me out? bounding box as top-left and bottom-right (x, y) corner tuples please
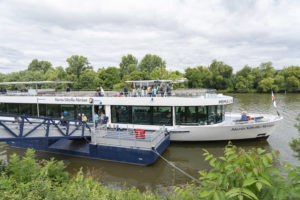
(198, 106), (207, 125)
(39, 104), (47, 117)
(176, 106), (199, 125)
(61, 104), (76, 120)
(186, 106), (197, 123)
(207, 106), (217, 125)
(7, 103), (19, 115)
(0, 103), (7, 114)
(176, 105), (224, 126)
(79, 105), (93, 122)
(216, 105), (223, 123)
(111, 106), (131, 124)
(46, 104), (61, 118)
(32, 104), (38, 116)
(19, 104), (33, 116)
(132, 106), (152, 125)
(153, 106), (172, 126)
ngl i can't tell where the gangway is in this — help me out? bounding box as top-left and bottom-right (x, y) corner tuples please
(0, 114), (91, 142)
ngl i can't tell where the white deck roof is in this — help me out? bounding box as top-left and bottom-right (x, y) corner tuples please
(0, 81), (73, 85)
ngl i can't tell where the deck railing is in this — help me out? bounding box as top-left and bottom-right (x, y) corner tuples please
(0, 114), (91, 141)
(0, 88), (223, 98)
(91, 125), (167, 150)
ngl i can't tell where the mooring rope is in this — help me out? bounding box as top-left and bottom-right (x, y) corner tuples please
(152, 150), (201, 184)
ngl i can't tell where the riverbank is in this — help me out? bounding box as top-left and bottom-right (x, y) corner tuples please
(2, 142), (300, 199)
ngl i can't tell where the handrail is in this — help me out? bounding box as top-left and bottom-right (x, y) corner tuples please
(0, 114), (90, 141)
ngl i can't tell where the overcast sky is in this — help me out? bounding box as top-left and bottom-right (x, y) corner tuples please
(0, 0), (299, 73)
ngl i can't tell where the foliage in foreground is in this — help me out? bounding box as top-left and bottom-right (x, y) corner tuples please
(175, 142), (300, 200)
(289, 114), (300, 157)
(1, 144), (300, 199)
(0, 149), (161, 200)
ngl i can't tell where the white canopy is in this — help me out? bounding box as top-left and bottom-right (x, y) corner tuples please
(0, 81), (73, 85)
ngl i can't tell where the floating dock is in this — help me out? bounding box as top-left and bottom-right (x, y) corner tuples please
(0, 114), (170, 165)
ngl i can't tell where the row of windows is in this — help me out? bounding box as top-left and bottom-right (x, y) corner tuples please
(0, 103), (225, 126)
(175, 105), (224, 125)
(111, 105), (225, 126)
(111, 106), (173, 126)
(0, 103), (93, 122)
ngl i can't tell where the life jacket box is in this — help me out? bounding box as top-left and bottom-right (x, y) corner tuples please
(134, 129), (145, 139)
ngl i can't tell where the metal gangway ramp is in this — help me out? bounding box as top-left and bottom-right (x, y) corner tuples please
(0, 114), (91, 142)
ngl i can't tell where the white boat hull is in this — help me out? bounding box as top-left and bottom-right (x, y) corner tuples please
(109, 114), (282, 141)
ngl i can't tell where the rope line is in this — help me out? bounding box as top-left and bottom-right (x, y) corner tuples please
(153, 150), (201, 184)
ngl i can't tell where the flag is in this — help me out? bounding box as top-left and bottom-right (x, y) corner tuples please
(272, 91), (277, 108)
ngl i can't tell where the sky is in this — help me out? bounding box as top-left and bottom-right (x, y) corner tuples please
(0, 0), (300, 73)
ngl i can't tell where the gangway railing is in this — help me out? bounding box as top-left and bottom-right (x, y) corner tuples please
(0, 114), (91, 142)
(91, 124), (167, 150)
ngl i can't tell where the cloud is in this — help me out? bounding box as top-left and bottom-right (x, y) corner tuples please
(0, 0), (300, 73)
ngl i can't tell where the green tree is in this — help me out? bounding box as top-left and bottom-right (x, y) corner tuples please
(28, 59), (53, 73)
(258, 77), (278, 92)
(286, 76), (300, 92)
(138, 54), (166, 74)
(128, 71), (148, 80)
(66, 55), (92, 79)
(235, 65), (255, 92)
(259, 62), (275, 78)
(74, 70), (98, 90)
(149, 66), (169, 80)
(209, 60), (233, 90)
(185, 66), (212, 88)
(97, 67), (121, 89)
(119, 54), (138, 79)
(274, 74), (286, 92)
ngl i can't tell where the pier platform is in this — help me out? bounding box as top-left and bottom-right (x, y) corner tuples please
(1, 115), (170, 165)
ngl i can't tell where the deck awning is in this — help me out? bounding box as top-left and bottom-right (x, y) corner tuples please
(0, 81), (73, 85)
(125, 79), (186, 86)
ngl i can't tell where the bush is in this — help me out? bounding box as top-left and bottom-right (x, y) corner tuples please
(175, 142), (300, 200)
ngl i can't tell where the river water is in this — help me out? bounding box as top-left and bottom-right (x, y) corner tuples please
(0, 93), (299, 191)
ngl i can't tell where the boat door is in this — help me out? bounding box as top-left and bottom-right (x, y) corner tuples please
(94, 105), (105, 115)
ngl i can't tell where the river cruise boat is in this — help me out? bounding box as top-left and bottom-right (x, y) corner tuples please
(0, 81), (282, 141)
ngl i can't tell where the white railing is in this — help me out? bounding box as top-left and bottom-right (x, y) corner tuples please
(91, 125), (166, 150)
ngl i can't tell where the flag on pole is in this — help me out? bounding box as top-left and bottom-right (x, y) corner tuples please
(271, 91), (277, 108)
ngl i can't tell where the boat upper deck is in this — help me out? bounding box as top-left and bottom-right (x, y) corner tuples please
(0, 89), (233, 106)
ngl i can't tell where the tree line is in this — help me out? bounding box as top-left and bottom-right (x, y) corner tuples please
(0, 54), (299, 92)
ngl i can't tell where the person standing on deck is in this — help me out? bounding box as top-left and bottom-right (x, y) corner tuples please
(156, 85), (160, 97)
(94, 112), (99, 128)
(82, 114), (91, 132)
(132, 87), (137, 97)
(147, 86), (152, 97)
(100, 87), (105, 97)
(166, 84), (171, 96)
(142, 86), (147, 97)
(77, 113), (82, 126)
(124, 87), (129, 97)
(99, 112), (105, 124)
(160, 86), (165, 97)
(153, 87), (157, 97)
(96, 87), (100, 96)
(137, 86), (142, 97)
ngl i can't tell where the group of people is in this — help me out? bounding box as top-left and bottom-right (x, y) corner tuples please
(94, 111), (107, 128)
(119, 84), (172, 97)
(59, 113), (92, 132)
